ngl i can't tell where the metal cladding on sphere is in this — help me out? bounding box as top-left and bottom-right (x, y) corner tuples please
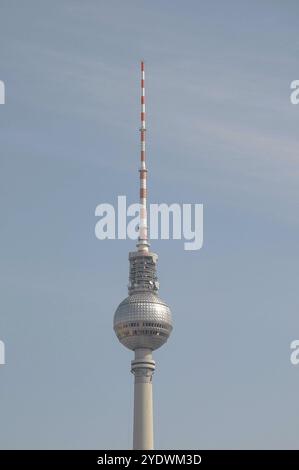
(114, 292), (172, 351)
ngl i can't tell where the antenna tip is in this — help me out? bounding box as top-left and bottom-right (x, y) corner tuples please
(141, 60), (145, 71)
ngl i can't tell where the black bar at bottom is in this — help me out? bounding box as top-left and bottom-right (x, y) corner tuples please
(0, 450), (298, 467)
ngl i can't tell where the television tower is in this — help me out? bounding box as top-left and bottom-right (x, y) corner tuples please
(113, 61), (173, 450)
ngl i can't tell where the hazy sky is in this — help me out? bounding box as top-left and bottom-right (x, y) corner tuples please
(1, 1), (299, 449)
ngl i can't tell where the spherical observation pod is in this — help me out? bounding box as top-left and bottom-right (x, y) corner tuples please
(114, 292), (173, 351)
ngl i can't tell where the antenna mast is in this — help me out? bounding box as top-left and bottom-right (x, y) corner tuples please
(137, 60), (149, 252)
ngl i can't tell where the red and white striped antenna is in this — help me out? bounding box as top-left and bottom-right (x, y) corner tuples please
(137, 60), (149, 252)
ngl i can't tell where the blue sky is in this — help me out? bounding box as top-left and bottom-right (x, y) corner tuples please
(0, 0), (299, 449)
